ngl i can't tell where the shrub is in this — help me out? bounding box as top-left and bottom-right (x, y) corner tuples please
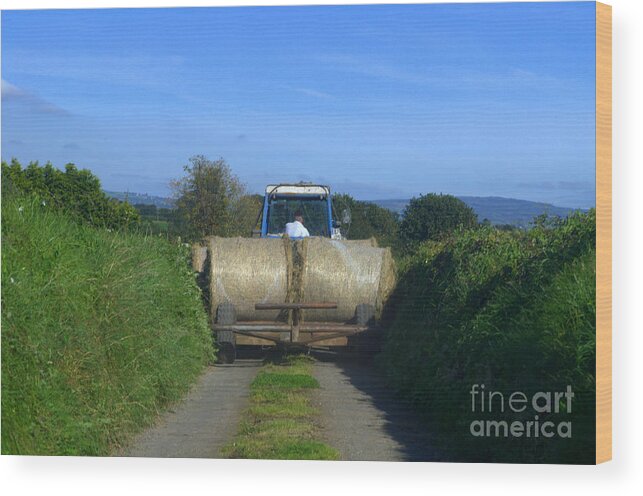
(398, 193), (477, 250)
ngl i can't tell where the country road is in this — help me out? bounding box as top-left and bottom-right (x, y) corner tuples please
(118, 359), (262, 458)
(312, 353), (440, 462)
(118, 353), (439, 461)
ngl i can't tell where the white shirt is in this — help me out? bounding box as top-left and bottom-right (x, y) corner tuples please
(285, 220), (310, 238)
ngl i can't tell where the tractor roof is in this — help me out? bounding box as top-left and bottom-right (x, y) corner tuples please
(265, 184), (330, 197)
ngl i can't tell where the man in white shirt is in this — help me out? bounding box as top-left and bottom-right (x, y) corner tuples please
(285, 211), (310, 238)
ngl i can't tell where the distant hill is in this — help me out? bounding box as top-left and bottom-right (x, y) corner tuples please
(105, 191), (175, 209)
(106, 190), (584, 228)
(372, 196), (584, 228)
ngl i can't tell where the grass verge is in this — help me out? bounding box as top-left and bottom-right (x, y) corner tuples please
(1, 195), (213, 455)
(222, 354), (339, 460)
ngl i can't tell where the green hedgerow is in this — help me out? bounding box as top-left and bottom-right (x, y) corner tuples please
(1, 195), (213, 455)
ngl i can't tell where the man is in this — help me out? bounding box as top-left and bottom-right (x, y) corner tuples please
(285, 211), (310, 238)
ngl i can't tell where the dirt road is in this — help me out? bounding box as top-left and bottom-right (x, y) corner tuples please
(118, 359), (262, 458)
(118, 353), (438, 461)
(312, 353), (440, 462)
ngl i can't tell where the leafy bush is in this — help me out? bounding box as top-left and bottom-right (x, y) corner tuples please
(1, 195), (213, 455)
(398, 193), (478, 250)
(2, 159), (139, 230)
(379, 210), (596, 463)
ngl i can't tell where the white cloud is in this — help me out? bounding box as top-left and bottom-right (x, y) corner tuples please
(292, 87), (335, 100)
(1, 79), (69, 115)
(1, 79), (26, 99)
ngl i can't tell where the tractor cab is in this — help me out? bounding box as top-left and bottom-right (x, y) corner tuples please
(257, 184), (347, 239)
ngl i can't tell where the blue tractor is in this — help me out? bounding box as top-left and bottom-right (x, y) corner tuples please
(193, 183), (395, 363)
(256, 183), (350, 239)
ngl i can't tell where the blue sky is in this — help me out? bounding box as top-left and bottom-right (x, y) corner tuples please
(2, 2), (596, 207)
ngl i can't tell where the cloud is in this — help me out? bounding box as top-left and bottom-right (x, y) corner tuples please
(6, 52), (186, 94)
(315, 54), (567, 89)
(1, 79), (69, 115)
(316, 54), (438, 85)
(1, 80), (25, 99)
(292, 87), (335, 100)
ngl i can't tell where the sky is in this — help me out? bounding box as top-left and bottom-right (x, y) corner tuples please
(1, 2), (596, 208)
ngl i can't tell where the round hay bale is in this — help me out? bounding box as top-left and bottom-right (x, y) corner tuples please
(345, 237), (379, 247)
(376, 247), (397, 313)
(301, 238), (396, 322)
(191, 243), (208, 273)
(208, 237), (292, 321)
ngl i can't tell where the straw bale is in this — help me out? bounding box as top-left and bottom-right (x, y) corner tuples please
(301, 239), (396, 322)
(191, 244), (208, 273)
(205, 236), (395, 324)
(207, 237), (292, 321)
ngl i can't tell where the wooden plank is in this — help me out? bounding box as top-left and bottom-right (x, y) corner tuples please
(234, 334), (347, 347)
(596, 1), (612, 465)
(255, 302), (338, 310)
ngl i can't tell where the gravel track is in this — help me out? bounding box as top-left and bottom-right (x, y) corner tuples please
(117, 359), (262, 458)
(117, 352), (438, 461)
(312, 353), (440, 462)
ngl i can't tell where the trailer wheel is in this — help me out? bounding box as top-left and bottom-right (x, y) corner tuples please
(216, 302), (236, 364)
(355, 303), (375, 326)
(217, 341), (236, 364)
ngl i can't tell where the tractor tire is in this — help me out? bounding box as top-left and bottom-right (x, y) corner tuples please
(216, 302), (236, 364)
(355, 303), (376, 326)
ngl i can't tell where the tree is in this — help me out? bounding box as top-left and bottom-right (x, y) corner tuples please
(229, 193), (264, 237)
(171, 155), (249, 239)
(332, 193), (399, 247)
(398, 193), (477, 249)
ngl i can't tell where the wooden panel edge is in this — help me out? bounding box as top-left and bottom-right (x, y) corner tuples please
(595, 1), (612, 465)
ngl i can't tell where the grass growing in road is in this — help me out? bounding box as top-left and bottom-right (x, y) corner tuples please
(223, 354), (339, 460)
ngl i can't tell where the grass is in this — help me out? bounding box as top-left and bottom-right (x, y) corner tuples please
(1, 195), (214, 455)
(223, 354), (339, 460)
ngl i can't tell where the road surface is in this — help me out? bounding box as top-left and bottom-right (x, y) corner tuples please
(118, 359), (262, 458)
(118, 353), (439, 461)
(312, 354), (440, 461)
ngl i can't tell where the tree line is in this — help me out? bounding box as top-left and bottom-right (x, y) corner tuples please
(2, 155), (483, 251)
(165, 155), (481, 252)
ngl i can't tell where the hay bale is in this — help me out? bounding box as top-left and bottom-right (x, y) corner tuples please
(301, 238), (396, 322)
(191, 244), (208, 273)
(345, 237), (379, 247)
(377, 247), (397, 312)
(204, 236), (395, 324)
(207, 237), (292, 321)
